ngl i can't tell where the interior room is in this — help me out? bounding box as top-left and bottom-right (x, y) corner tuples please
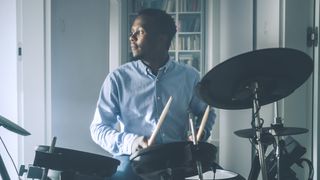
(0, 0), (319, 179)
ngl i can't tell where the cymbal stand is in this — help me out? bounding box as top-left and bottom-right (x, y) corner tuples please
(271, 101), (284, 180)
(272, 132), (282, 180)
(159, 168), (173, 180)
(0, 129), (10, 180)
(250, 82), (268, 180)
(0, 154), (10, 180)
(189, 113), (203, 180)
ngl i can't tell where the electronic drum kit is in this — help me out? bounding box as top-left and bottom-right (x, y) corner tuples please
(0, 48), (314, 180)
(196, 47), (313, 180)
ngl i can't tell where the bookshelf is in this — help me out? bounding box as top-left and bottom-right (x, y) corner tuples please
(127, 0), (205, 74)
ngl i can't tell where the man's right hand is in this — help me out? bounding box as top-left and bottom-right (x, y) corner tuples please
(131, 136), (148, 154)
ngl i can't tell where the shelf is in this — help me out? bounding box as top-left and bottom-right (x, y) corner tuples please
(169, 49), (201, 52)
(177, 11), (201, 14)
(177, 32), (201, 35)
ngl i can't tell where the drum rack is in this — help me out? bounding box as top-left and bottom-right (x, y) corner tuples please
(198, 48), (314, 180)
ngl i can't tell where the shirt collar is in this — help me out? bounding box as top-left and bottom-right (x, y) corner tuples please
(137, 56), (174, 75)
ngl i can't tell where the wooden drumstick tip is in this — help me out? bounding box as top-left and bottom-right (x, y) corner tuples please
(148, 96), (173, 146)
(196, 105), (210, 141)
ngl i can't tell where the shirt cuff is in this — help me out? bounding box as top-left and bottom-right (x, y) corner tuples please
(124, 133), (139, 155)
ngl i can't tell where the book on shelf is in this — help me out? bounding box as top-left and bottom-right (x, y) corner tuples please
(132, 0), (176, 13)
(163, 0), (176, 12)
(179, 53), (194, 66)
(179, 53), (200, 70)
(178, 15), (200, 32)
(194, 35), (200, 50)
(179, 0), (201, 12)
(169, 38), (176, 51)
(193, 17), (200, 32)
(178, 35), (200, 50)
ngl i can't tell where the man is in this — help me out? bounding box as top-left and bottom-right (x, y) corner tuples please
(90, 8), (215, 179)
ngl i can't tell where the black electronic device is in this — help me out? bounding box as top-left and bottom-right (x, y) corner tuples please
(33, 145), (120, 180)
(130, 141), (218, 180)
(266, 136), (306, 180)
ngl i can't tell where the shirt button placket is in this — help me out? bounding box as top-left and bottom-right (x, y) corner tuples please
(156, 78), (160, 101)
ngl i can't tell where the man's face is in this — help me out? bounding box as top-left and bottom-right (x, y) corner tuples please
(129, 16), (158, 60)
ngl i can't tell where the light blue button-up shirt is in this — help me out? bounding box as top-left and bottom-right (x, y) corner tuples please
(90, 58), (215, 156)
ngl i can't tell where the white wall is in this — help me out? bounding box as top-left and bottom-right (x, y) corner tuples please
(51, 0), (109, 155)
(0, 0), (19, 178)
(218, 0), (254, 177)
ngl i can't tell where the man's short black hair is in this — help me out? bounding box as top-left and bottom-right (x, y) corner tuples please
(137, 8), (177, 49)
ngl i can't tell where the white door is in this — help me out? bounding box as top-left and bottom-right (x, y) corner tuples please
(282, 0), (314, 179)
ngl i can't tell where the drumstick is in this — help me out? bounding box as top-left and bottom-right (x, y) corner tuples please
(196, 105), (210, 141)
(148, 96), (173, 146)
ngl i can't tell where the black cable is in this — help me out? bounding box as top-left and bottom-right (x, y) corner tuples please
(213, 169), (215, 180)
(296, 158), (314, 180)
(210, 167), (216, 180)
(0, 136), (22, 180)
